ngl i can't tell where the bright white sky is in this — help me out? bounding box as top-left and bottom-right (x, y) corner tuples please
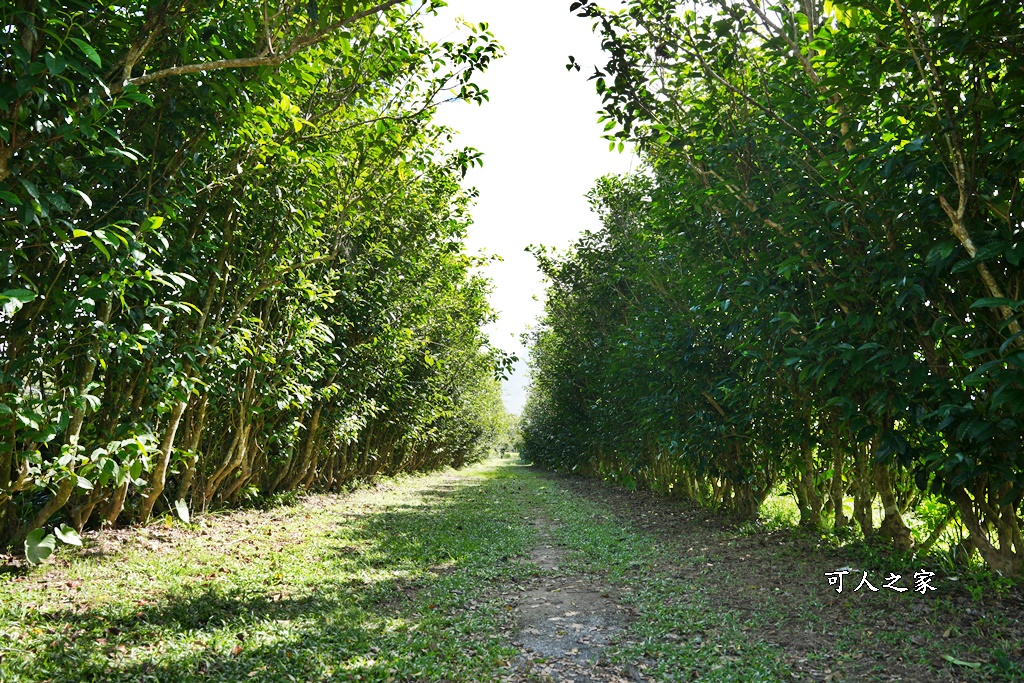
(424, 0), (636, 413)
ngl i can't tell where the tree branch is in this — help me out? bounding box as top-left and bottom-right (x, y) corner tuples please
(127, 0), (408, 87)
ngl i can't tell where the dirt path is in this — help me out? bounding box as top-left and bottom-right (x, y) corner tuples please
(503, 518), (649, 683)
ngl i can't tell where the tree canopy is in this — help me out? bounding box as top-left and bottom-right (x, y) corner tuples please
(523, 0), (1024, 576)
(1, 0), (514, 550)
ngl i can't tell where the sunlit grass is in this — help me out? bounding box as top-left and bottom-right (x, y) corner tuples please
(758, 491), (801, 530)
(0, 460), (535, 683)
(3, 459), (1018, 682)
(744, 489), (982, 568)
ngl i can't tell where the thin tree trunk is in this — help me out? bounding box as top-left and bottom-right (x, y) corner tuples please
(221, 436), (255, 502)
(138, 397), (187, 524)
(954, 487), (1024, 577)
(286, 405), (322, 489)
(176, 394), (209, 502)
(796, 443), (823, 528)
(830, 446), (847, 532)
(205, 420), (251, 504)
(102, 480), (130, 527)
(0, 410), (16, 540)
(918, 505), (956, 555)
(853, 441), (875, 539)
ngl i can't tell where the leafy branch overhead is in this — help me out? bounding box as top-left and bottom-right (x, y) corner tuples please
(123, 0), (412, 87)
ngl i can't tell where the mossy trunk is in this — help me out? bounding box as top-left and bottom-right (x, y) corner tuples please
(795, 444), (824, 528)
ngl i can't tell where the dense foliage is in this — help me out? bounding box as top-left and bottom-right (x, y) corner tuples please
(0, 0), (514, 551)
(523, 0), (1024, 575)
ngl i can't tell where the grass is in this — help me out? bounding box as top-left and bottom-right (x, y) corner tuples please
(736, 487), (1019, 595)
(0, 461), (536, 683)
(522, 475), (795, 682)
(2, 458), (1020, 682)
(526, 470), (1024, 682)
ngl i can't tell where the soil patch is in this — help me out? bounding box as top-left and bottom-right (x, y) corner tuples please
(542, 469), (1024, 682)
(503, 518), (651, 683)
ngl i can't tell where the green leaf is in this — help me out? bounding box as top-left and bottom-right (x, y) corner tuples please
(69, 37), (102, 68)
(89, 234), (111, 259)
(941, 655), (981, 669)
(20, 179), (39, 199)
(141, 216), (164, 231)
(2, 288), (37, 304)
(129, 459), (144, 485)
(55, 524), (83, 546)
(1007, 242), (1024, 266)
(1, 289), (37, 316)
(904, 137), (926, 152)
(974, 240), (1008, 262)
(68, 187), (92, 208)
(24, 528), (56, 566)
(970, 297), (1017, 309)
(44, 52), (67, 75)
(174, 499), (191, 524)
(926, 241), (955, 266)
(1000, 329), (1024, 355)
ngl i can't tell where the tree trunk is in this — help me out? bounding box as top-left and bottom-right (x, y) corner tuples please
(203, 369), (256, 504)
(286, 405), (322, 490)
(731, 481), (760, 522)
(70, 486), (105, 532)
(795, 443), (823, 528)
(954, 486), (1024, 577)
(852, 441), (875, 539)
(0, 413), (16, 541)
(138, 397), (187, 524)
(102, 480), (130, 527)
(221, 435), (255, 503)
(874, 463), (913, 550)
(175, 394), (209, 502)
(205, 420), (251, 504)
(830, 446), (847, 532)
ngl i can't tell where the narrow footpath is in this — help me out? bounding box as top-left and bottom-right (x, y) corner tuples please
(504, 516), (644, 683)
(0, 458), (1021, 683)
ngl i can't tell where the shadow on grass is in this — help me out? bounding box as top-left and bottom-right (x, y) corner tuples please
(0, 462), (534, 683)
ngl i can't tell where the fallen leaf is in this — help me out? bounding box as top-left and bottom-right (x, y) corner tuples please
(942, 654), (981, 669)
